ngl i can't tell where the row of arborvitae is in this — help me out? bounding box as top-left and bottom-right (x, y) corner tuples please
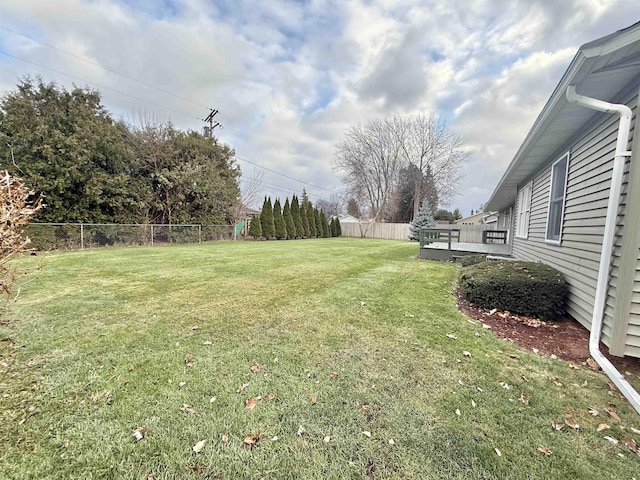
(248, 195), (341, 240)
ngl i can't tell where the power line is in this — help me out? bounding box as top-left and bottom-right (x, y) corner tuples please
(0, 25), (210, 111)
(234, 155), (341, 196)
(0, 50), (202, 121)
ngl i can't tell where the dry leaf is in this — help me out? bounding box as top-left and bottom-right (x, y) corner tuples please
(202, 341), (212, 346)
(362, 431), (372, 437)
(360, 301), (367, 307)
(445, 334), (457, 339)
(482, 324), (492, 330)
(265, 393), (275, 401)
(499, 382), (510, 390)
(532, 348), (539, 354)
(630, 427), (640, 434)
(455, 409), (461, 416)
(471, 399), (477, 408)
(245, 398), (258, 409)
(586, 358), (601, 371)
(323, 436), (331, 443)
(271, 436), (278, 441)
(297, 425), (305, 436)
(236, 382), (249, 393)
(520, 394), (530, 405)
(489, 309), (497, 315)
(621, 436), (638, 454)
(551, 421), (565, 431)
(209, 396), (217, 403)
(243, 431), (261, 449)
(494, 448), (502, 456)
(588, 407), (599, 416)
(179, 381), (186, 388)
(181, 404), (196, 414)
(191, 325), (200, 331)
(550, 377), (563, 387)
(606, 409), (621, 422)
(463, 351), (472, 357)
(565, 419), (580, 430)
(388, 439), (395, 445)
(222, 434), (229, 442)
(192, 440), (206, 453)
(128, 364), (135, 372)
(250, 363), (261, 373)
(329, 372), (339, 379)
(184, 358), (193, 368)
(132, 427), (146, 441)
(597, 423), (611, 432)
(310, 396), (317, 405)
(537, 445), (552, 456)
(604, 436), (619, 445)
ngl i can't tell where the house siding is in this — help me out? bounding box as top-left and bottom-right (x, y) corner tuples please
(510, 90), (637, 352)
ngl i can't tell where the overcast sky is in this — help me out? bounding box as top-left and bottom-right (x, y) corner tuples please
(0, 1), (638, 214)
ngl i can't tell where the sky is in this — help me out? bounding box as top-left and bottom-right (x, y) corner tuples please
(0, 0), (638, 215)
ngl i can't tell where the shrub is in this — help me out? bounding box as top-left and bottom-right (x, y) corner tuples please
(458, 261), (568, 320)
(459, 255), (487, 267)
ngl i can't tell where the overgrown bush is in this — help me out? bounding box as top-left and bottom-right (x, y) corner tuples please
(459, 255), (486, 267)
(458, 261), (568, 320)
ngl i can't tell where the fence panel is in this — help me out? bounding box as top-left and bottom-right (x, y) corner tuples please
(340, 222), (496, 242)
(25, 223), (236, 251)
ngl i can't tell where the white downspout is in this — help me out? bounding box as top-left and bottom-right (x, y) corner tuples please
(566, 85), (640, 414)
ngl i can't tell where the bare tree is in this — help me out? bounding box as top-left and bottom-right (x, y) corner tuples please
(233, 167), (264, 220)
(398, 113), (467, 218)
(333, 116), (405, 235)
(316, 192), (345, 218)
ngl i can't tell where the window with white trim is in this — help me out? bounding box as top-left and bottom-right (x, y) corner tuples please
(515, 181), (532, 239)
(546, 152), (570, 243)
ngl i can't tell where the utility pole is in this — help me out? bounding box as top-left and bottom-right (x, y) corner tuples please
(203, 108), (222, 138)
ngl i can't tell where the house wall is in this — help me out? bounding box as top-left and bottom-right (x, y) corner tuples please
(509, 88), (638, 354)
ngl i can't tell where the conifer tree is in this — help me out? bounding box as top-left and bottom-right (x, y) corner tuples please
(307, 202), (317, 237)
(291, 195), (302, 238)
(273, 198), (287, 239)
(330, 217), (337, 237)
(260, 197), (275, 239)
(283, 197), (296, 239)
(301, 188), (310, 210)
(336, 217), (342, 236)
(300, 197), (311, 238)
(320, 210), (330, 238)
(409, 199), (435, 241)
(314, 208), (322, 238)
(248, 214), (262, 239)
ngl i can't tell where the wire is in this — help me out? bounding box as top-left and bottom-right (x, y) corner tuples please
(234, 155), (341, 195)
(0, 50), (202, 121)
(0, 25), (210, 112)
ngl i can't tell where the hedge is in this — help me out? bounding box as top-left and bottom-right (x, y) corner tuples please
(458, 261), (568, 320)
(459, 255), (487, 267)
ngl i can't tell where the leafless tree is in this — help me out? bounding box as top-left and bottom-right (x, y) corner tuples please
(233, 167), (264, 220)
(316, 192), (345, 217)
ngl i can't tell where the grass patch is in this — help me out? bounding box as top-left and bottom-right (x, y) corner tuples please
(1, 238), (639, 479)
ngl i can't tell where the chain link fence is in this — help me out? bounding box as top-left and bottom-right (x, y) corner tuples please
(25, 223), (238, 251)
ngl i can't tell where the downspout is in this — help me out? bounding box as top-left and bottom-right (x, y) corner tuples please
(566, 85), (640, 414)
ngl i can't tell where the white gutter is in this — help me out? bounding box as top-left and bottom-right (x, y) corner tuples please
(566, 85), (640, 414)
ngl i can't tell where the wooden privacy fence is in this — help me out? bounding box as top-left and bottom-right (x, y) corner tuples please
(339, 222), (497, 242)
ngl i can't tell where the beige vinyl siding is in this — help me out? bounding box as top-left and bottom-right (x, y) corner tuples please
(511, 90), (637, 350)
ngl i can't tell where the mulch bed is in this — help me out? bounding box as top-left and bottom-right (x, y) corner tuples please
(456, 290), (640, 378)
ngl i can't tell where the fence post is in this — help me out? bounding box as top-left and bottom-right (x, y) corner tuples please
(151, 225), (154, 246)
(80, 223), (84, 250)
(233, 224), (237, 241)
(198, 225), (202, 244)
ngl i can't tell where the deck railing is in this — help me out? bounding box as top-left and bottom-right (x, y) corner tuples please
(419, 228), (460, 250)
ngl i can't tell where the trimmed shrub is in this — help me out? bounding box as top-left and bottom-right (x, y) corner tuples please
(273, 198), (287, 240)
(459, 255), (487, 267)
(248, 214), (262, 239)
(458, 261), (568, 320)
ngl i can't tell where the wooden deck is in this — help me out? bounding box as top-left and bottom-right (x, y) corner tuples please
(419, 241), (512, 261)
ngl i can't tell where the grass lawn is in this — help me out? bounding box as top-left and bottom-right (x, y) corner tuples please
(1, 238), (639, 479)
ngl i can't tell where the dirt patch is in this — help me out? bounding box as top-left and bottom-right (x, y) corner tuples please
(456, 290), (640, 378)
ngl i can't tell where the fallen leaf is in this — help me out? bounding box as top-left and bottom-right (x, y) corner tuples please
(568, 364), (579, 370)
(297, 426), (305, 436)
(191, 325), (200, 331)
(323, 436), (331, 443)
(606, 409), (621, 422)
(463, 351), (472, 357)
(499, 382), (510, 390)
(179, 381), (186, 388)
(550, 377), (563, 387)
(271, 436), (278, 441)
(250, 363), (261, 373)
(236, 382), (249, 393)
(621, 436), (638, 454)
(388, 439), (395, 445)
(549, 354), (558, 360)
(551, 421), (565, 431)
(362, 431), (372, 437)
(132, 427), (146, 441)
(532, 348), (539, 354)
(604, 436), (619, 445)
(597, 424), (611, 432)
(564, 419), (580, 430)
(582, 380), (588, 387)
(471, 399), (477, 408)
(192, 440), (206, 453)
(520, 394), (530, 406)
(329, 372), (339, 379)
(482, 324), (492, 329)
(586, 358), (601, 371)
(209, 396), (216, 403)
(245, 398), (258, 409)
(494, 448), (502, 456)
(489, 309), (497, 315)
(445, 334), (457, 339)
(181, 404), (196, 414)
(310, 396), (317, 405)
(265, 393), (275, 401)
(360, 301), (367, 307)
(588, 407), (599, 416)
(202, 341), (212, 346)
(184, 358), (193, 368)
(477, 387), (484, 392)
(630, 427), (640, 434)
(222, 434), (229, 442)
(537, 445), (552, 456)
(243, 431), (261, 449)
(455, 409), (461, 416)
(128, 364), (135, 372)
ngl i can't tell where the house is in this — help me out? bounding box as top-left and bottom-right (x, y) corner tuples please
(338, 214), (360, 223)
(486, 22), (640, 360)
(455, 211), (498, 225)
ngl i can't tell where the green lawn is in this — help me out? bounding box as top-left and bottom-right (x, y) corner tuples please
(1, 238), (639, 479)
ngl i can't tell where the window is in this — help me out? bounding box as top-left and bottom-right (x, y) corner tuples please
(515, 182), (532, 239)
(546, 152), (570, 243)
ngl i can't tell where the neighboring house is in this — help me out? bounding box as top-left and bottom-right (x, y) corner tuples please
(338, 214), (360, 223)
(482, 212), (498, 225)
(486, 22), (640, 358)
(455, 212), (497, 225)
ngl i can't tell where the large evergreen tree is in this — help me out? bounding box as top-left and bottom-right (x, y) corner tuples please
(409, 199), (435, 241)
(306, 202), (317, 237)
(313, 208), (322, 238)
(330, 217), (337, 237)
(320, 210), (330, 238)
(291, 195), (302, 238)
(300, 197), (311, 238)
(248, 214), (262, 239)
(336, 217), (342, 236)
(283, 198), (296, 239)
(273, 198), (287, 240)
(260, 197), (275, 239)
